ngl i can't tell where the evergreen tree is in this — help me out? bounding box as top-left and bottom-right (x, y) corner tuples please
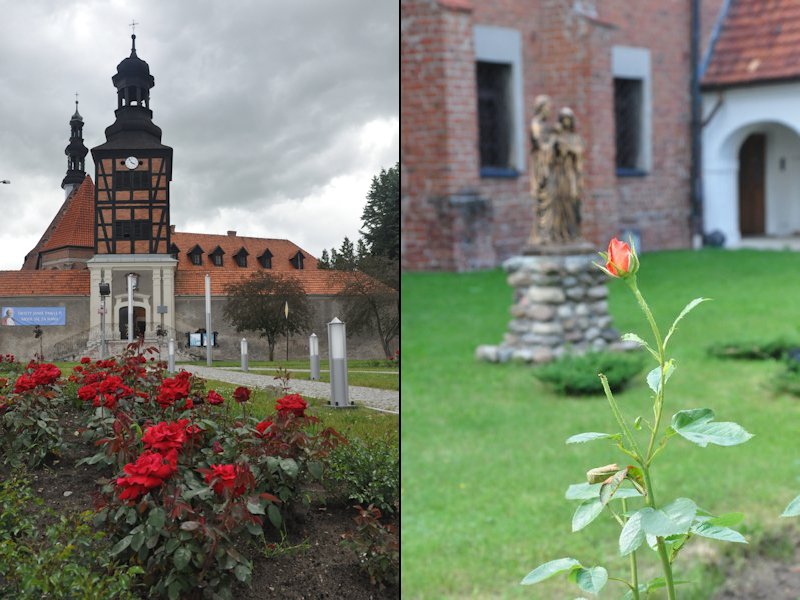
(317, 249), (331, 269)
(334, 237), (357, 270)
(360, 162), (399, 261)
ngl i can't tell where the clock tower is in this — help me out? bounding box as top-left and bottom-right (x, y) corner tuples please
(87, 33), (177, 346)
(91, 33), (173, 255)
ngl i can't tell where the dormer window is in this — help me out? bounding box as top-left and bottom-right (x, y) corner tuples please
(234, 247), (249, 268)
(210, 246), (225, 267)
(169, 243), (180, 260)
(258, 249), (273, 269)
(290, 251), (305, 270)
(187, 245), (204, 266)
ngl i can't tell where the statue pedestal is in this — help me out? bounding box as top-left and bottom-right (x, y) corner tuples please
(476, 251), (632, 364)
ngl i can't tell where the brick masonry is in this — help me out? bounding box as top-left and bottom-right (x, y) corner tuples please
(402, 0), (725, 271)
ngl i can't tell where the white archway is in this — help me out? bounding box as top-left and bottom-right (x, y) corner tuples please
(702, 84), (800, 246)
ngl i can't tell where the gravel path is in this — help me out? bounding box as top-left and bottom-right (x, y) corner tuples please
(180, 365), (399, 414)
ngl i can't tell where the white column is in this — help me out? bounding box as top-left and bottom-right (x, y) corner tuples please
(152, 267), (162, 332)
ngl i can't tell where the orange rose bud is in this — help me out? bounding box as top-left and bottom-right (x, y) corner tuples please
(598, 237), (639, 279)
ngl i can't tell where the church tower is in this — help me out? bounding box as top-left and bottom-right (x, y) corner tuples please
(61, 97), (88, 198)
(91, 33), (173, 255)
(87, 32), (177, 346)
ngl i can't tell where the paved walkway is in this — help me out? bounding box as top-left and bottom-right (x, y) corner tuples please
(181, 365), (399, 414)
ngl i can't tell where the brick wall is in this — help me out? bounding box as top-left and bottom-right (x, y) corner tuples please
(402, 0), (718, 270)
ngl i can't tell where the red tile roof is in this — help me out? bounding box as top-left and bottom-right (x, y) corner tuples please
(170, 231), (318, 274)
(43, 177), (95, 251)
(0, 270), (90, 296)
(174, 268), (353, 296)
(169, 234), (358, 295)
(703, 0), (800, 88)
(22, 176), (95, 269)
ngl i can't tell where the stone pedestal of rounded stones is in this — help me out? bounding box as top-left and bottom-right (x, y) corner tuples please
(476, 253), (624, 363)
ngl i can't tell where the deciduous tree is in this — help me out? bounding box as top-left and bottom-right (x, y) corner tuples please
(223, 272), (312, 361)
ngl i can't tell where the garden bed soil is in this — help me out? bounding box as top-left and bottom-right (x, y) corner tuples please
(6, 403), (398, 599)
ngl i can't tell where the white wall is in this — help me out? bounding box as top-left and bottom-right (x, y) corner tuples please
(702, 82), (800, 246)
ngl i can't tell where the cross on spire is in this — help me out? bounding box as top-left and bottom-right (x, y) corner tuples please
(74, 91), (79, 108)
(129, 20), (139, 34)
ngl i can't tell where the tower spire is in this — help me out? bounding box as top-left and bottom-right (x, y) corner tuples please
(62, 96), (88, 195)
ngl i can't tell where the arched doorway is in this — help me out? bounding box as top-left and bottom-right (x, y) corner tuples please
(119, 306), (147, 340)
(738, 133), (765, 236)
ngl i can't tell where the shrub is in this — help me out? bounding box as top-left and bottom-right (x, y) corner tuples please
(325, 435), (399, 514)
(707, 338), (800, 360)
(341, 504), (399, 588)
(0, 361), (66, 467)
(0, 474), (141, 599)
(532, 351), (645, 395)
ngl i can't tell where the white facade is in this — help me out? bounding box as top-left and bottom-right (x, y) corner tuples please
(702, 82), (800, 246)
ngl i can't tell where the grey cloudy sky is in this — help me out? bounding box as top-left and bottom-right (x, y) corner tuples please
(0, 0), (399, 270)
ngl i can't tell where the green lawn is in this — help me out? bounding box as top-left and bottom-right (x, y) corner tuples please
(402, 249), (800, 599)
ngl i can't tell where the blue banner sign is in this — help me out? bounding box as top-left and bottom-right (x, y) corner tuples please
(1, 307), (66, 326)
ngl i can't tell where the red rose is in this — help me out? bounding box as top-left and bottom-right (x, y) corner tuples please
(207, 390), (225, 405)
(78, 383), (99, 403)
(233, 386), (250, 403)
(604, 238), (638, 278)
(255, 420), (273, 438)
(211, 440), (224, 454)
(13, 374), (37, 394)
(32, 363), (61, 387)
(80, 356), (91, 364)
(157, 375), (191, 408)
(275, 393), (307, 417)
(142, 421), (187, 452)
(204, 463), (251, 497)
(116, 449), (178, 501)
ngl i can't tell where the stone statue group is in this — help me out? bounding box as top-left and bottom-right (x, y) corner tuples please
(526, 95), (586, 249)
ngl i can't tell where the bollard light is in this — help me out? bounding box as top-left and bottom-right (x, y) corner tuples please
(309, 333), (320, 381)
(327, 317), (352, 408)
(241, 338), (249, 372)
(168, 338), (176, 373)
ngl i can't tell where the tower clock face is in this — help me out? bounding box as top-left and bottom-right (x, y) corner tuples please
(125, 156), (139, 170)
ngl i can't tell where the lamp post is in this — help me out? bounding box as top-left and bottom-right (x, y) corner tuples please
(205, 273), (212, 366)
(284, 301), (289, 362)
(99, 281), (110, 358)
(309, 333), (320, 381)
(126, 273), (139, 343)
(327, 317), (352, 408)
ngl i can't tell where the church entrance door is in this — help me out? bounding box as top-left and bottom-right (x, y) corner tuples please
(119, 306), (146, 339)
(738, 133), (765, 236)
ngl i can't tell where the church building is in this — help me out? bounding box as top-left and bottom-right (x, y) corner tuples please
(0, 35), (383, 361)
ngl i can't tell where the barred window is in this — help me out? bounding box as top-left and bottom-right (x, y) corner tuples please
(476, 61), (512, 172)
(115, 219), (150, 240)
(115, 171), (149, 190)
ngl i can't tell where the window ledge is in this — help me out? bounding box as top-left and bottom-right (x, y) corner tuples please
(480, 167), (520, 179)
(616, 168), (649, 178)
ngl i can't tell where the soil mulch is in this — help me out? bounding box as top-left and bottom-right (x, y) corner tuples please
(3, 403), (398, 599)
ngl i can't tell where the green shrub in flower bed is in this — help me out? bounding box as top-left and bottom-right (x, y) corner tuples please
(0, 473), (142, 599)
(532, 350), (645, 395)
(325, 435), (399, 514)
(707, 337), (800, 360)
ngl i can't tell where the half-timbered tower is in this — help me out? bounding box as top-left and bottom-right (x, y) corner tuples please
(87, 33), (177, 345)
